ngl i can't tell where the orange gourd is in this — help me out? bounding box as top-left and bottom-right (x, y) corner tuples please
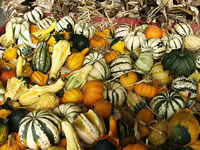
(138, 124), (150, 138)
(82, 80), (104, 106)
(136, 108), (154, 124)
(60, 88), (83, 103)
(30, 25), (38, 33)
(90, 34), (106, 48)
(145, 25), (162, 40)
(92, 100), (111, 118)
(104, 50), (120, 64)
(123, 143), (148, 150)
(120, 72), (138, 90)
(56, 138), (67, 147)
(30, 71), (48, 86)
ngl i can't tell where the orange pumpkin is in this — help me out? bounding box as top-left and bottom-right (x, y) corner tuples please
(60, 88), (83, 103)
(134, 82), (158, 98)
(145, 25), (162, 40)
(92, 100), (111, 118)
(120, 72), (138, 91)
(123, 143), (148, 150)
(138, 124), (150, 138)
(30, 71), (48, 86)
(90, 34), (106, 48)
(0, 132), (26, 150)
(104, 50), (120, 64)
(82, 80), (104, 106)
(136, 108), (154, 124)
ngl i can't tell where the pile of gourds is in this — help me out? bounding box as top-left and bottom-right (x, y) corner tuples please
(1, 6), (200, 150)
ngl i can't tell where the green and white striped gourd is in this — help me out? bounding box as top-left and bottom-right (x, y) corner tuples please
(114, 24), (130, 39)
(172, 23), (193, 36)
(83, 52), (106, 65)
(124, 31), (146, 51)
(32, 41), (51, 74)
(141, 38), (166, 60)
(110, 55), (132, 78)
(0, 81), (5, 102)
(133, 24), (148, 33)
(18, 110), (61, 150)
(87, 60), (110, 81)
(195, 50), (200, 71)
(74, 22), (96, 39)
(55, 16), (75, 32)
(17, 45), (33, 58)
(24, 7), (44, 24)
(9, 17), (29, 39)
(171, 76), (197, 103)
(150, 91), (185, 119)
(53, 103), (82, 123)
(103, 82), (127, 107)
(134, 52), (153, 74)
(36, 17), (55, 30)
(161, 33), (183, 53)
(184, 35), (200, 52)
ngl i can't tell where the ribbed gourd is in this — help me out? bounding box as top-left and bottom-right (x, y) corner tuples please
(83, 52), (106, 65)
(17, 45), (33, 58)
(172, 23), (193, 36)
(36, 17), (55, 30)
(32, 41), (51, 74)
(24, 7), (44, 24)
(55, 16), (75, 32)
(114, 24), (130, 39)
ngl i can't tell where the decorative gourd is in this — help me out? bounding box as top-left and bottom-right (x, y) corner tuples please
(17, 45), (33, 58)
(123, 143), (148, 150)
(150, 91), (185, 119)
(126, 91), (147, 113)
(53, 103), (82, 123)
(71, 34), (89, 51)
(103, 82), (127, 107)
(37, 17), (55, 30)
(104, 50), (120, 64)
(0, 118), (8, 146)
(145, 25), (162, 39)
(172, 23), (193, 36)
(184, 35), (200, 52)
(67, 48), (89, 71)
(83, 52), (106, 65)
(0, 109), (11, 119)
(162, 49), (196, 78)
(92, 100), (111, 118)
(73, 109), (106, 145)
(141, 38), (166, 60)
(110, 55), (132, 78)
(120, 72), (138, 90)
(124, 31), (146, 51)
(111, 38), (125, 54)
(133, 24), (148, 33)
(151, 62), (173, 84)
(136, 108), (154, 124)
(7, 108), (29, 132)
(195, 50), (200, 71)
(0, 68), (16, 88)
(114, 24), (130, 39)
(168, 109), (200, 146)
(74, 22), (96, 39)
(30, 71), (48, 86)
(32, 41), (51, 74)
(171, 76), (197, 103)
(22, 64), (33, 78)
(55, 16), (75, 32)
(9, 17), (29, 39)
(161, 33), (183, 53)
(24, 7), (44, 24)
(18, 110), (61, 150)
(134, 53), (153, 74)
(94, 139), (116, 150)
(3, 48), (17, 61)
(82, 80), (104, 106)
(134, 82), (158, 98)
(185, 140), (200, 150)
(60, 88), (83, 103)
(90, 34), (106, 48)
(0, 81), (5, 102)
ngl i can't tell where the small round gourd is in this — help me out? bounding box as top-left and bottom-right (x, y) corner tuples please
(184, 35), (200, 52)
(120, 72), (138, 90)
(114, 24), (130, 39)
(37, 17), (55, 30)
(83, 52), (106, 65)
(24, 7), (44, 24)
(17, 45), (33, 58)
(55, 16), (75, 32)
(172, 23), (193, 36)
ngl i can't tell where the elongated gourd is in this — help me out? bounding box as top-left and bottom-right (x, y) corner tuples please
(16, 56), (24, 77)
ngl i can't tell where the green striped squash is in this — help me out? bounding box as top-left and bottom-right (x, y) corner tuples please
(114, 24), (130, 39)
(195, 50), (200, 71)
(18, 110), (61, 150)
(24, 7), (44, 24)
(103, 82), (127, 107)
(172, 23), (193, 36)
(83, 52), (106, 65)
(32, 41), (51, 74)
(55, 16), (75, 32)
(110, 55), (132, 78)
(53, 103), (82, 123)
(37, 17), (55, 30)
(17, 45), (33, 58)
(117, 120), (133, 141)
(161, 33), (183, 53)
(141, 38), (166, 60)
(150, 91), (185, 119)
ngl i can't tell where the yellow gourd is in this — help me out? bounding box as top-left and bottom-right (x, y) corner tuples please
(60, 88), (83, 103)
(3, 48), (17, 61)
(67, 48), (89, 70)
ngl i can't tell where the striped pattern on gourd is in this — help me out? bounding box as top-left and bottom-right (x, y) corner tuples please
(150, 91), (185, 119)
(103, 82), (127, 107)
(55, 16), (75, 32)
(162, 33), (183, 53)
(124, 31), (146, 51)
(53, 103), (82, 123)
(18, 110), (61, 150)
(83, 52), (106, 65)
(172, 23), (193, 36)
(32, 41), (51, 74)
(114, 24), (130, 39)
(184, 35), (200, 51)
(141, 38), (166, 60)
(87, 60), (110, 81)
(37, 17), (55, 30)
(195, 51), (200, 70)
(110, 55), (132, 78)
(17, 45), (33, 58)
(74, 22), (96, 39)
(24, 7), (43, 24)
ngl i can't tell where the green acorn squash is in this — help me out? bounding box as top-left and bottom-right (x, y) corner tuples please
(72, 34), (89, 51)
(0, 118), (8, 146)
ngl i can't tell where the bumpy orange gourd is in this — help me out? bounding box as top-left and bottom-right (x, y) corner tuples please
(60, 88), (83, 103)
(136, 108), (154, 124)
(30, 71), (48, 86)
(104, 50), (120, 64)
(120, 72), (138, 90)
(90, 34), (106, 48)
(145, 25), (162, 40)
(123, 143), (148, 150)
(82, 80), (104, 106)
(92, 100), (111, 118)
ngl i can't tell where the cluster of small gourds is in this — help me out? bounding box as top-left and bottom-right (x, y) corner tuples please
(1, 5), (200, 150)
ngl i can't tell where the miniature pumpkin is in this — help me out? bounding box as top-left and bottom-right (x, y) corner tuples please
(104, 50), (120, 64)
(136, 108), (154, 124)
(0, 68), (16, 88)
(30, 71), (48, 86)
(92, 99), (111, 118)
(82, 80), (104, 106)
(3, 48), (17, 61)
(145, 25), (162, 39)
(0, 118), (8, 146)
(90, 34), (106, 48)
(123, 143), (148, 150)
(60, 88), (83, 103)
(120, 72), (138, 90)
